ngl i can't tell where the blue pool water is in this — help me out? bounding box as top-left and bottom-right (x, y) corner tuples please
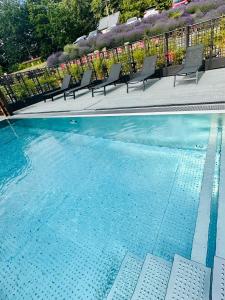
(0, 114), (212, 299)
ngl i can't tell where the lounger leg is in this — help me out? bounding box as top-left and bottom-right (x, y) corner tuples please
(73, 91), (76, 99)
(126, 83), (129, 94)
(92, 89), (94, 97)
(143, 80), (145, 91)
(174, 75), (176, 87)
(64, 93), (66, 101)
(104, 86), (106, 96)
(52, 96), (54, 101)
(196, 71), (199, 84)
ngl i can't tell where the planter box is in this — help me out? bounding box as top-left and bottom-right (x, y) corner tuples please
(7, 94), (44, 113)
(162, 61), (207, 77)
(205, 57), (225, 70)
(162, 65), (182, 77)
(0, 90), (12, 116)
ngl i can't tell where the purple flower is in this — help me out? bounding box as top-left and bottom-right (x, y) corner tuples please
(216, 4), (225, 16)
(72, 0), (225, 53)
(47, 52), (63, 67)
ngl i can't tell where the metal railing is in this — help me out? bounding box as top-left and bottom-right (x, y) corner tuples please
(1, 15), (225, 112)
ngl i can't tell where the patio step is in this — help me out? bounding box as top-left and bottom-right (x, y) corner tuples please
(131, 254), (172, 300)
(165, 254), (211, 300)
(212, 256), (225, 300)
(106, 252), (143, 300)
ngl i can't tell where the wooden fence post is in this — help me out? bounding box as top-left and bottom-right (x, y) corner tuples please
(186, 25), (190, 48)
(124, 42), (135, 74)
(4, 75), (17, 103)
(0, 90), (11, 116)
(209, 19), (215, 69)
(164, 32), (169, 76)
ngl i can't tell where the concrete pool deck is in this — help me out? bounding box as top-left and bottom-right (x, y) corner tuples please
(0, 116), (6, 122)
(12, 68), (225, 118)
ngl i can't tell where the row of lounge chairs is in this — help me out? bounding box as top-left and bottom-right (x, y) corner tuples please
(43, 44), (204, 102)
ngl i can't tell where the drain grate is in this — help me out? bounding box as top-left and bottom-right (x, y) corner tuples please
(165, 254), (211, 300)
(15, 103), (225, 118)
(95, 103), (225, 115)
(107, 252), (143, 300)
(131, 254), (172, 300)
(212, 256), (225, 300)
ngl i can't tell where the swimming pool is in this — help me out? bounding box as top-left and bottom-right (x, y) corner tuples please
(0, 114), (218, 299)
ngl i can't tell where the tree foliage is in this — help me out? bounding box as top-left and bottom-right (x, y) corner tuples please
(27, 0), (94, 58)
(92, 0), (172, 23)
(0, 0), (37, 70)
(120, 0), (152, 21)
(91, 0), (121, 20)
(27, 0), (56, 58)
(0, 0), (173, 71)
(153, 0), (172, 11)
(0, 0), (94, 70)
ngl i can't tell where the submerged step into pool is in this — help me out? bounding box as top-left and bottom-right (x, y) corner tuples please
(0, 113), (224, 299)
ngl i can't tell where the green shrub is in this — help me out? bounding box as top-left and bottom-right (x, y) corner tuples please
(186, 2), (218, 15)
(199, 3), (218, 14)
(92, 57), (103, 79)
(12, 83), (28, 100)
(133, 48), (145, 70)
(12, 78), (36, 99)
(17, 58), (43, 71)
(64, 44), (80, 60)
(117, 52), (130, 74)
(105, 56), (118, 71)
(39, 74), (60, 89)
(68, 63), (82, 81)
(169, 47), (185, 64)
(24, 78), (36, 92)
(169, 10), (183, 19)
(215, 18), (225, 53)
(9, 63), (20, 73)
(12, 73), (61, 100)
(147, 38), (165, 68)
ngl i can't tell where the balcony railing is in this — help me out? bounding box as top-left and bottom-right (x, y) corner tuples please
(1, 15), (225, 113)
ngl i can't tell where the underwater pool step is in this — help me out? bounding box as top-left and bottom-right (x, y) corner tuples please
(212, 256), (225, 300)
(106, 252), (143, 300)
(165, 254), (211, 300)
(131, 254), (172, 300)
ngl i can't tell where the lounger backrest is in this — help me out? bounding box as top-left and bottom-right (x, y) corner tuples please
(141, 56), (157, 76)
(184, 44), (204, 68)
(61, 75), (72, 90)
(107, 63), (122, 82)
(80, 69), (93, 87)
